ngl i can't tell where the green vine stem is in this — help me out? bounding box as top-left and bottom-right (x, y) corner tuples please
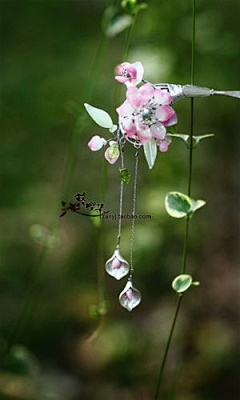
(154, 0), (196, 398)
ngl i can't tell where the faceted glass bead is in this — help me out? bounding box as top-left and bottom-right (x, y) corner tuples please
(119, 280), (142, 311)
(105, 247), (129, 280)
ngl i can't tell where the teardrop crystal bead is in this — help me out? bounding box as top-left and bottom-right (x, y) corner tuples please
(119, 280), (142, 311)
(105, 247), (129, 280)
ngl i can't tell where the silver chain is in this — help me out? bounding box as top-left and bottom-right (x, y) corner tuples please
(129, 150), (139, 277)
(117, 134), (125, 247)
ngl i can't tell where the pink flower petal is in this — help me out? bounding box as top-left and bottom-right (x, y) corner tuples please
(121, 117), (136, 137)
(138, 83), (155, 105)
(116, 100), (134, 117)
(154, 89), (172, 105)
(126, 86), (141, 107)
(132, 61), (144, 83)
(151, 122), (166, 140)
(116, 62), (130, 75)
(165, 111), (178, 126)
(137, 127), (152, 144)
(156, 105), (175, 124)
(115, 76), (128, 83)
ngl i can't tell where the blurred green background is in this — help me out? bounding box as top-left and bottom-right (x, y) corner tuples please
(0, 0), (240, 399)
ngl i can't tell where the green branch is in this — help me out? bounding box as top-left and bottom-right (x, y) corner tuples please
(154, 0), (196, 398)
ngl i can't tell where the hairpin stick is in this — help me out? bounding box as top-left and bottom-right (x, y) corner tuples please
(153, 83), (240, 103)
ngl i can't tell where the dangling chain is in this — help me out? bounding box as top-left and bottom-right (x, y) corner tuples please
(129, 150), (139, 279)
(117, 132), (126, 247)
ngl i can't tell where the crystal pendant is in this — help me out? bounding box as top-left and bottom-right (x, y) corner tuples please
(105, 247), (129, 280)
(119, 280), (142, 311)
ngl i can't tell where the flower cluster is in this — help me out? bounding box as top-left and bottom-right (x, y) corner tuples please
(86, 61), (178, 166)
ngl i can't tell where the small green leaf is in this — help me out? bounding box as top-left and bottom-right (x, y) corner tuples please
(121, 0), (137, 12)
(29, 224), (62, 248)
(84, 103), (113, 129)
(109, 124), (118, 133)
(119, 167), (131, 183)
(103, 6), (132, 37)
(165, 192), (192, 218)
(121, 0), (148, 14)
(168, 133), (189, 144)
(172, 274), (193, 293)
(193, 133), (215, 145)
(143, 137), (157, 169)
(89, 301), (108, 318)
(191, 199), (206, 212)
(168, 132), (214, 147)
(89, 304), (100, 318)
(192, 281), (200, 287)
(165, 192), (206, 218)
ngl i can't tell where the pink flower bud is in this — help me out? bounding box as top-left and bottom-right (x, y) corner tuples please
(88, 135), (106, 151)
(104, 143), (120, 164)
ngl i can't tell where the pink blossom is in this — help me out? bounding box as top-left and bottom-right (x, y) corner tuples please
(157, 136), (172, 152)
(116, 83), (177, 146)
(115, 62), (144, 87)
(88, 135), (107, 151)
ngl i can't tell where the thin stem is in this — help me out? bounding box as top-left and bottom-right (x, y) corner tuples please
(181, 217), (190, 274)
(154, 0), (196, 398)
(114, 13), (138, 109)
(182, 0), (195, 273)
(154, 296), (183, 400)
(123, 13), (137, 60)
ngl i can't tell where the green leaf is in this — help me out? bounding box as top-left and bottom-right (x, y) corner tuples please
(84, 103), (113, 129)
(193, 133), (215, 145)
(168, 132), (214, 147)
(89, 304), (100, 318)
(89, 301), (108, 318)
(29, 224), (62, 248)
(121, 0), (148, 14)
(143, 137), (157, 169)
(165, 192), (206, 218)
(168, 133), (189, 144)
(103, 6), (132, 37)
(119, 167), (131, 183)
(109, 124), (118, 133)
(165, 192), (192, 218)
(172, 274), (193, 293)
(191, 199), (206, 212)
